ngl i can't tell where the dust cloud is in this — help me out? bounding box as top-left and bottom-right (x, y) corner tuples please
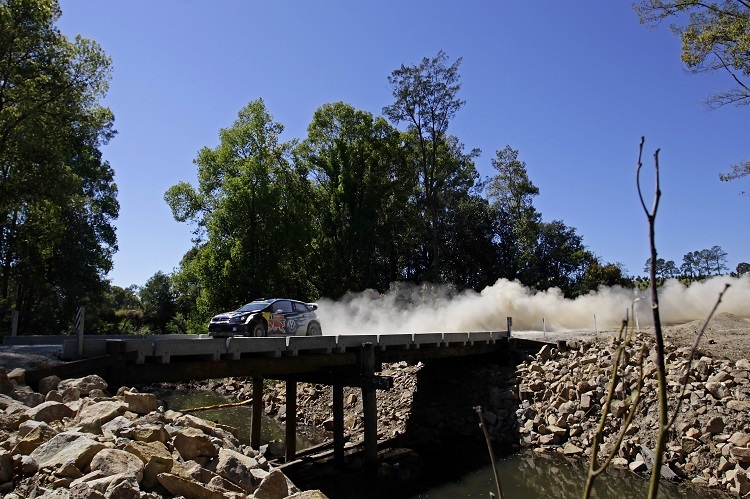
(316, 275), (750, 335)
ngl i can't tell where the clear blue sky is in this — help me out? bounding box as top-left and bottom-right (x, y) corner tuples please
(56, 1), (749, 289)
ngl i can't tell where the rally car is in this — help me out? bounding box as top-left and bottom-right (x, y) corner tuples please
(208, 298), (322, 337)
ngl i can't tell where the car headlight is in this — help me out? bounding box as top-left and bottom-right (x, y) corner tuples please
(228, 314), (246, 324)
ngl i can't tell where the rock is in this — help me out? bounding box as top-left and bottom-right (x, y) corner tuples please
(287, 491), (329, 499)
(629, 460), (647, 472)
(537, 344), (554, 361)
(56, 460), (84, 479)
(75, 400), (128, 432)
(563, 442), (583, 456)
(0, 368), (15, 395)
(38, 375), (61, 395)
(131, 424), (168, 443)
(24, 400), (75, 423)
(89, 448), (144, 483)
(0, 450), (12, 483)
(122, 439), (172, 488)
(12, 390), (44, 407)
(215, 447), (260, 492)
(58, 375), (108, 395)
(254, 469), (290, 499)
(705, 416), (725, 435)
(11, 421), (58, 455)
(735, 468), (750, 496)
(157, 472), (226, 499)
(122, 391), (158, 415)
(729, 432), (750, 447)
(173, 427), (218, 460)
(730, 446), (750, 463)
(103, 473), (141, 499)
(6, 368), (25, 385)
(29, 431), (105, 470)
(727, 400), (750, 412)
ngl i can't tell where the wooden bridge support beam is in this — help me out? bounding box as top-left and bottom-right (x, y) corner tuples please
(251, 377), (264, 450)
(286, 380), (297, 462)
(333, 384), (344, 466)
(361, 343), (378, 468)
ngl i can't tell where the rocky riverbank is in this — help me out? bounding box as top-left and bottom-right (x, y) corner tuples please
(0, 369), (326, 498)
(207, 313), (750, 497)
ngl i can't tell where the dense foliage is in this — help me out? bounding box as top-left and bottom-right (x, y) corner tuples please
(0, 0), (118, 334)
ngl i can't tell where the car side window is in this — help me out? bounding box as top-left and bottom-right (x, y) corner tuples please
(274, 300), (293, 313)
(294, 301), (310, 312)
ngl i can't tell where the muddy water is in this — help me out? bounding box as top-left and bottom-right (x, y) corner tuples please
(414, 450), (731, 499)
(154, 389), (319, 451)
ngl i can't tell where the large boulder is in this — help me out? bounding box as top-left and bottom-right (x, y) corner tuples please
(58, 375), (108, 396)
(25, 401), (75, 423)
(172, 427), (218, 460)
(122, 391), (158, 415)
(75, 400), (129, 432)
(90, 449), (144, 484)
(29, 431), (105, 470)
(157, 472), (226, 499)
(215, 447), (260, 492)
(11, 421), (58, 455)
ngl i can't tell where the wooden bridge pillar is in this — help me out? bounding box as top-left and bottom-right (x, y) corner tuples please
(251, 377), (264, 449)
(361, 342), (378, 468)
(286, 380), (297, 462)
(333, 384), (344, 466)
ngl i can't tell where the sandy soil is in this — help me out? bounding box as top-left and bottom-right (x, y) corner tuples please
(511, 312), (750, 362)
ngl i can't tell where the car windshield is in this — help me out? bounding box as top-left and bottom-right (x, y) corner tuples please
(237, 301), (271, 313)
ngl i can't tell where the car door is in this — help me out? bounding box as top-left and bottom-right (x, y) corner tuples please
(268, 300), (297, 335)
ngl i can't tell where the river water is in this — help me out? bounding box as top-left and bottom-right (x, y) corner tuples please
(156, 389), (730, 499)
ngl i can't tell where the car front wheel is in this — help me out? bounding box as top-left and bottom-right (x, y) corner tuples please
(306, 323), (321, 336)
(251, 321), (267, 337)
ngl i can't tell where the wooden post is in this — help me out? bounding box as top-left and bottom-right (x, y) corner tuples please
(285, 380), (297, 462)
(251, 377), (264, 449)
(333, 384), (344, 466)
(361, 342), (377, 468)
(11, 310), (18, 337)
(77, 306), (85, 359)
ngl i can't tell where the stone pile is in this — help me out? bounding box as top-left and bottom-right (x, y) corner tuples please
(0, 367), (327, 498)
(511, 338), (750, 496)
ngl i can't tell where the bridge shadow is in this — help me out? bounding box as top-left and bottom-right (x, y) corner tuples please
(389, 348), (522, 494)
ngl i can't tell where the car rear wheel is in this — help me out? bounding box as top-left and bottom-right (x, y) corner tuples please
(251, 321), (267, 337)
(306, 323), (321, 336)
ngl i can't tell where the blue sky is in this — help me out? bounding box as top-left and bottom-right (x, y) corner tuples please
(56, 1), (749, 289)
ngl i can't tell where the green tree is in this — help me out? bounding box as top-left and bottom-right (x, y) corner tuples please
(165, 99), (314, 329)
(736, 261), (750, 275)
(634, 1), (750, 190)
(295, 102), (412, 296)
(487, 145), (542, 280)
(635, 0), (750, 108)
(383, 51), (478, 281)
(680, 250), (701, 278)
(643, 257), (678, 278)
(0, 0), (118, 333)
(575, 260), (631, 295)
(139, 271), (176, 333)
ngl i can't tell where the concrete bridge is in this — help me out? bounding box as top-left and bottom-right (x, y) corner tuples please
(4, 328), (542, 469)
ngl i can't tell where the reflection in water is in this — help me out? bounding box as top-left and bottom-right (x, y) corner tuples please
(414, 450), (731, 499)
(154, 389), (318, 451)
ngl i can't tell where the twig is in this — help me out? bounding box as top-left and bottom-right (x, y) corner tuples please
(668, 283), (731, 427)
(181, 398), (253, 413)
(474, 406), (503, 499)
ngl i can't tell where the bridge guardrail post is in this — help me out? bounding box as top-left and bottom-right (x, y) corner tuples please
(361, 342), (377, 469)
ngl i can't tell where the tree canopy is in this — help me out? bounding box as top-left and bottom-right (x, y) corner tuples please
(0, 0), (118, 333)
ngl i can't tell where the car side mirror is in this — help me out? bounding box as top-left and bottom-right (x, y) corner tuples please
(276, 309), (284, 314)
